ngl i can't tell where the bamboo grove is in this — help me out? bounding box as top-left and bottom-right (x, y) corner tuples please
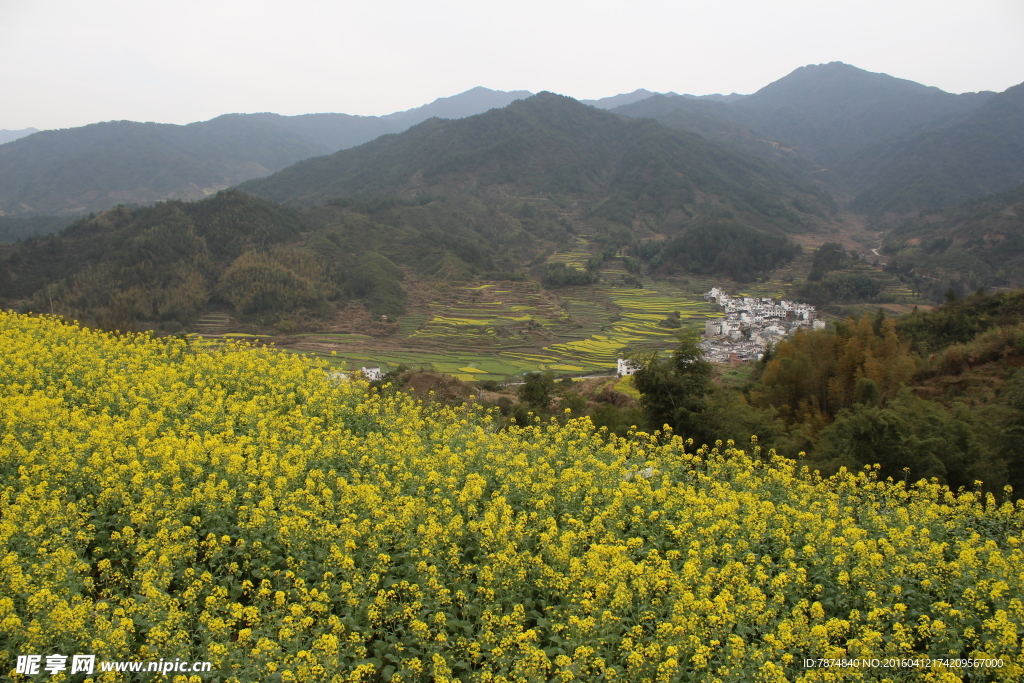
(1, 312), (1023, 682)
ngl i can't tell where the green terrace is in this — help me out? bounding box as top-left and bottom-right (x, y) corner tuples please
(314, 267), (725, 379)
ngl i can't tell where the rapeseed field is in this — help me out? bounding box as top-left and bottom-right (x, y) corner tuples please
(1, 312), (1021, 682)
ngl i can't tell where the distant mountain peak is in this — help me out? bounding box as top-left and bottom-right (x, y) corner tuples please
(0, 128), (39, 145)
(747, 61), (945, 99)
(0, 89), (537, 216)
(581, 89), (659, 110)
(731, 62), (995, 166)
(383, 87), (533, 122)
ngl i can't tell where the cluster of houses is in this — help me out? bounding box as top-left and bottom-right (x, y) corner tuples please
(699, 287), (824, 363)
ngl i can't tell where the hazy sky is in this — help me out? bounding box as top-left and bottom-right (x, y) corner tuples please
(2, 0), (1022, 130)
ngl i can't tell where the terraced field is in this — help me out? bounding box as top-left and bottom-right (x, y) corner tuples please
(545, 236), (592, 269)
(546, 282), (720, 369)
(234, 244), (920, 380)
(299, 264), (727, 379)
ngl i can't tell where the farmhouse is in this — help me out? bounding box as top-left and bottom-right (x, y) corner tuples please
(617, 358), (641, 377)
(360, 366), (384, 381)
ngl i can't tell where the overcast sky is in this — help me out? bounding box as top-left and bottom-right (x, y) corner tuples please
(1, 0), (1022, 131)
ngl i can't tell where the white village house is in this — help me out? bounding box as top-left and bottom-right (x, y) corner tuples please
(617, 358), (641, 377)
(360, 366), (384, 381)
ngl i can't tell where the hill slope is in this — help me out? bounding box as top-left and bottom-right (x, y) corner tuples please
(882, 183), (1024, 298)
(0, 88), (531, 217)
(841, 82), (1024, 216)
(0, 117), (324, 216)
(731, 61), (993, 167)
(0, 187), (580, 330)
(240, 92), (835, 235)
(610, 94), (836, 188)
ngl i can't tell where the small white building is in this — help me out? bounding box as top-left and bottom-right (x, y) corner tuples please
(617, 358), (641, 377)
(705, 287), (727, 303)
(360, 366), (383, 381)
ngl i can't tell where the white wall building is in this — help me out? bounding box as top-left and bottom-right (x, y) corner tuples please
(617, 358), (641, 377)
(361, 366), (383, 381)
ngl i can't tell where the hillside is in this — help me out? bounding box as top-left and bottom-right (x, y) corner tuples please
(881, 183), (1024, 297)
(0, 117), (325, 216)
(841, 82), (1024, 216)
(253, 86), (534, 152)
(0, 88), (531, 217)
(0, 187), (585, 331)
(610, 94), (837, 188)
(240, 92), (836, 234)
(610, 63), (1019, 220)
(730, 61), (993, 167)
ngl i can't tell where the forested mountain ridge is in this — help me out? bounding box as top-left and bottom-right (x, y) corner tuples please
(3, 62), (1013, 225)
(609, 94), (835, 186)
(840, 82), (1024, 217)
(609, 62), (1010, 213)
(581, 89), (661, 109)
(881, 183), (1024, 298)
(0, 88), (531, 217)
(0, 93), (839, 332)
(239, 92), (836, 235)
(0, 117), (324, 216)
(730, 61), (994, 167)
(0, 188), (593, 330)
(612, 63), (993, 171)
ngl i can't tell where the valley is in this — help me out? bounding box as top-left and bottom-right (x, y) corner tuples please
(214, 214), (919, 380)
(4, 45), (1024, 682)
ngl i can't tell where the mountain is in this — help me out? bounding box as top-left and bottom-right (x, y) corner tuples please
(581, 89), (660, 109)
(0, 88), (532, 217)
(239, 92), (835, 234)
(0, 128), (38, 145)
(841, 83), (1024, 217)
(0, 187), (589, 330)
(610, 63), (1006, 214)
(381, 86), (532, 123)
(689, 93), (747, 103)
(612, 94), (752, 138)
(881, 183), (1024, 298)
(581, 90), (746, 110)
(0, 96), (841, 331)
(0, 117), (324, 217)
(253, 87), (535, 152)
(600, 94), (838, 197)
(730, 62), (994, 167)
